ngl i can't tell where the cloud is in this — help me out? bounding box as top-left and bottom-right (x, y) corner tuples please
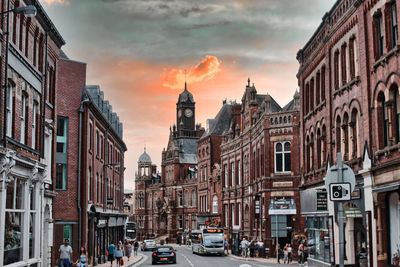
(162, 55), (221, 89)
(40, 0), (69, 5)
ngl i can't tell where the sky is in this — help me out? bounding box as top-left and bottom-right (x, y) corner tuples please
(39, 0), (336, 190)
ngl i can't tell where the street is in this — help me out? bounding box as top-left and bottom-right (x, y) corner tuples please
(133, 245), (302, 267)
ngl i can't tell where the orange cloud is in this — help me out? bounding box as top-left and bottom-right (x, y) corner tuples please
(162, 55), (221, 89)
(40, 0), (69, 5)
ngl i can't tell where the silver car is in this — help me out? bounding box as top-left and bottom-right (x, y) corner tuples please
(142, 239), (156, 251)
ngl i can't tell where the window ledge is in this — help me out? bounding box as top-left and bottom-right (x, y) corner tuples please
(375, 143), (400, 158)
(6, 137), (40, 156)
(373, 45), (400, 72)
(333, 76), (361, 98)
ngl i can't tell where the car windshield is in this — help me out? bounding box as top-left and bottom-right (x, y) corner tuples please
(157, 248), (173, 252)
(146, 240), (155, 244)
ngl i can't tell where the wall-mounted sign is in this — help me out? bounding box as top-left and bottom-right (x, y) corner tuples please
(255, 197), (260, 218)
(269, 197), (296, 215)
(316, 192), (328, 211)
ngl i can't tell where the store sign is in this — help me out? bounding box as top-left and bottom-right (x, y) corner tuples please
(344, 207), (363, 218)
(255, 197), (260, 218)
(316, 192), (328, 211)
(269, 197), (296, 215)
(97, 219), (107, 228)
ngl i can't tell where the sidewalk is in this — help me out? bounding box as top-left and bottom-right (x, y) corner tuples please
(88, 254), (143, 267)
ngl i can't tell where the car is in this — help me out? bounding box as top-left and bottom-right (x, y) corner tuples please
(152, 246), (176, 265)
(142, 240), (157, 251)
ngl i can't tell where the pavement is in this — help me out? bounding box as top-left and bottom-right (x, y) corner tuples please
(132, 243), (306, 267)
(88, 253), (143, 267)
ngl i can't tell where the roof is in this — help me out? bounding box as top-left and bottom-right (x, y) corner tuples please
(201, 104), (233, 140)
(282, 99), (295, 111)
(264, 94), (282, 112)
(138, 149), (152, 163)
(178, 83), (194, 103)
(177, 138), (198, 164)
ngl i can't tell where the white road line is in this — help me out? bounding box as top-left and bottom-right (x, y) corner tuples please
(182, 253), (195, 267)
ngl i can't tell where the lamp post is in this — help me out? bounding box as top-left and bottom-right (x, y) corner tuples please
(2, 3), (36, 145)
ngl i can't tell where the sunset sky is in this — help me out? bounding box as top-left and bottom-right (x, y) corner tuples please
(40, 0), (336, 190)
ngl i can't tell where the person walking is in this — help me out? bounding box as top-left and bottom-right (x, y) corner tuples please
(108, 241), (116, 267)
(115, 244), (123, 267)
(74, 247), (88, 267)
(59, 239), (73, 267)
(133, 240), (139, 257)
(165, 237), (169, 244)
(298, 242), (304, 266)
(124, 240), (132, 261)
(283, 244), (289, 264)
(276, 243), (281, 264)
(224, 239), (229, 255)
(288, 243), (293, 263)
(240, 237), (249, 258)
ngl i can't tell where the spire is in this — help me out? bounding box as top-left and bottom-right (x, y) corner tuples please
(184, 69), (188, 91)
(248, 77), (250, 87)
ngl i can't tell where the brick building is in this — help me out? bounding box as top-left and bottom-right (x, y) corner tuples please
(53, 74), (127, 265)
(0, 1), (65, 266)
(196, 101), (234, 228)
(219, 79), (302, 256)
(297, 0), (400, 266)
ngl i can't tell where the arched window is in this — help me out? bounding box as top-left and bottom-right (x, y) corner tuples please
(244, 205), (250, 229)
(334, 50), (340, 90)
(349, 37), (356, 80)
(322, 125), (327, 165)
(310, 133), (314, 170)
(377, 92), (387, 148)
(317, 129), (321, 169)
(343, 113), (349, 160)
(336, 116), (342, 154)
(350, 109), (359, 159)
(321, 66), (326, 100)
(212, 196), (218, 214)
(306, 136), (310, 172)
(389, 84), (400, 143)
(139, 192), (144, 209)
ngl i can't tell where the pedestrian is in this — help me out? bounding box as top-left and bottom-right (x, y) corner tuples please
(249, 240), (255, 257)
(124, 240), (132, 261)
(288, 243), (293, 263)
(74, 246), (88, 267)
(59, 239), (73, 267)
(240, 237), (249, 258)
(115, 244), (123, 267)
(133, 240), (139, 257)
(257, 240), (264, 258)
(166, 237), (169, 244)
(283, 244), (289, 264)
(298, 242), (304, 266)
(108, 241), (116, 267)
(276, 243), (281, 264)
(224, 239), (229, 255)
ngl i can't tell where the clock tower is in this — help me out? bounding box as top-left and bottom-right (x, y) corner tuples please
(176, 82), (195, 135)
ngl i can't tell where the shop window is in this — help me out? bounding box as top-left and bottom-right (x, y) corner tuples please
(389, 192), (400, 264)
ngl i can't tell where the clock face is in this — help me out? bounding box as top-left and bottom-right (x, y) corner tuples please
(178, 109), (182, 118)
(184, 108), (193, 117)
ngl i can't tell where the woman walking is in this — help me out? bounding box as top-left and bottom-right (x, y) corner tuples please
(124, 240), (132, 261)
(115, 244), (123, 267)
(74, 247), (88, 267)
(108, 242), (116, 267)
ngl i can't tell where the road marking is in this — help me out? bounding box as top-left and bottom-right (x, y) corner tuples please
(182, 253), (195, 267)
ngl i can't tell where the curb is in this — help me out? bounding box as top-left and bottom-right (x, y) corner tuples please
(126, 255), (144, 267)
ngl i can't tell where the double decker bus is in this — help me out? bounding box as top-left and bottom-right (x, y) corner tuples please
(125, 222), (136, 243)
(191, 228), (225, 256)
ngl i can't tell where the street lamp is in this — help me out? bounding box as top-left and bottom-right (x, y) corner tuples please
(2, 3), (37, 145)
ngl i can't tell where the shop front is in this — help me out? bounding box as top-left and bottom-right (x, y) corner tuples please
(300, 186), (333, 267)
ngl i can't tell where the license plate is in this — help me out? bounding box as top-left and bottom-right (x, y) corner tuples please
(161, 258), (168, 260)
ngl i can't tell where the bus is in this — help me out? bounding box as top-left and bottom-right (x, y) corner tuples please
(125, 221), (136, 243)
(191, 228), (225, 256)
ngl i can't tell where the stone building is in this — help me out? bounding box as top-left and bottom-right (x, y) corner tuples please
(219, 79), (302, 256)
(0, 1), (65, 266)
(297, 0), (400, 266)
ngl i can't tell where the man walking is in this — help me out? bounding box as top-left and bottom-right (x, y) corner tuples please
(240, 237), (249, 258)
(59, 239), (73, 267)
(133, 240), (139, 256)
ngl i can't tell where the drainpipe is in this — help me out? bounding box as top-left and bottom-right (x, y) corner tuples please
(78, 93), (90, 249)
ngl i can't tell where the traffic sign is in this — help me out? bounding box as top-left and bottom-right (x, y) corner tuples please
(324, 153), (355, 194)
(329, 183), (351, 201)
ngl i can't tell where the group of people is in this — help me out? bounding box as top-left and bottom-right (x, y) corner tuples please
(276, 243), (293, 264)
(107, 240), (136, 267)
(239, 238), (265, 258)
(58, 239), (139, 267)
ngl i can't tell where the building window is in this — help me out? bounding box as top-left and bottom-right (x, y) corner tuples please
(178, 215), (183, 229)
(349, 37), (356, 80)
(275, 142), (291, 173)
(350, 110), (359, 159)
(100, 135), (104, 159)
(57, 117), (68, 153)
(191, 217), (196, 230)
(224, 164), (228, 188)
(231, 203), (235, 227)
(20, 94), (28, 144)
(224, 204), (228, 227)
(138, 192), (144, 209)
(88, 167), (91, 201)
(305, 83), (310, 114)
(310, 78), (314, 110)
(237, 160), (241, 185)
(238, 203), (241, 227)
(63, 225), (72, 243)
(336, 116), (342, 153)
(192, 191), (196, 207)
(185, 190), (189, 207)
(334, 50), (339, 90)
(373, 13), (384, 59)
(321, 66), (326, 101)
(343, 113), (349, 160)
(6, 84), (14, 137)
(56, 163), (67, 190)
(138, 216), (144, 229)
(213, 196), (218, 214)
(96, 131), (99, 156)
(89, 123), (93, 151)
(178, 191), (183, 207)
(390, 3), (398, 49)
(231, 161), (235, 186)
(32, 102), (38, 149)
(316, 72), (320, 106)
(341, 43), (347, 85)
(317, 129), (322, 169)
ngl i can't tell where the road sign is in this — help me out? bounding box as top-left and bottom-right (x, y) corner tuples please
(324, 155), (355, 194)
(329, 183), (351, 201)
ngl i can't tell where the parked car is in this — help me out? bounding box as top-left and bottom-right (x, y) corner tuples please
(152, 246), (176, 265)
(142, 240), (157, 251)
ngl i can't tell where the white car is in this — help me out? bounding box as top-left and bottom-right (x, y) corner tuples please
(142, 240), (156, 251)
